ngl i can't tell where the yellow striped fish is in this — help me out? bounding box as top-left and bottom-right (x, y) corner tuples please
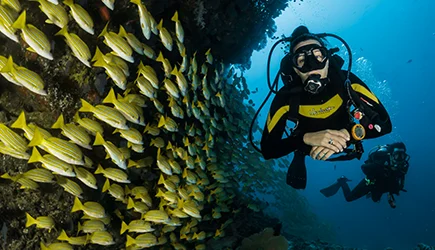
(171, 65), (188, 96)
(55, 26), (91, 68)
(79, 99), (128, 130)
(56, 176), (83, 198)
(118, 25), (143, 55)
(142, 210), (169, 223)
(137, 61), (158, 88)
(0, 141), (29, 159)
(12, 11), (53, 60)
(113, 128), (143, 145)
(136, 75), (156, 99)
(98, 22), (133, 63)
(94, 164), (130, 183)
(52, 114), (92, 149)
(57, 230), (87, 245)
(88, 231), (115, 245)
(28, 129), (85, 166)
(102, 178), (126, 203)
(156, 19), (173, 51)
(92, 49), (127, 90)
(34, 0), (68, 28)
(142, 43), (156, 59)
(127, 197), (148, 214)
(156, 51), (172, 77)
(103, 88), (144, 126)
(0, 5), (19, 43)
(1, 173), (39, 189)
(73, 112), (104, 136)
(130, 0), (151, 40)
(23, 168), (54, 183)
(0, 122), (28, 152)
(28, 147), (75, 177)
(163, 78), (179, 98)
(126, 234), (157, 248)
(63, 0), (94, 35)
(171, 11), (184, 43)
(93, 134), (127, 169)
(26, 213), (55, 232)
(72, 197), (106, 218)
(0, 55), (20, 85)
(0, 56), (47, 95)
(120, 220), (154, 234)
(78, 220), (106, 233)
(74, 166), (97, 189)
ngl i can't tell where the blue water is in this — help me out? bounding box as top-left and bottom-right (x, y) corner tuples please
(245, 0), (435, 249)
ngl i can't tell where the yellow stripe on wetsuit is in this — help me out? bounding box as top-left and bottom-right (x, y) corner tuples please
(266, 93), (343, 133)
(351, 83), (379, 104)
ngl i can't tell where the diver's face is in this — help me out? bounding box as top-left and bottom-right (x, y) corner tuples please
(292, 39), (329, 83)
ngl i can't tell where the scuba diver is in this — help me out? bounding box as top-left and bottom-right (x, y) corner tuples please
(254, 25), (392, 189)
(320, 142), (410, 208)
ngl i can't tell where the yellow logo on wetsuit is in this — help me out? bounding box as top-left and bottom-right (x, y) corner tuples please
(299, 94), (342, 118)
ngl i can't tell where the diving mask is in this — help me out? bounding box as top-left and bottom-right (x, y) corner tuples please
(291, 44), (328, 73)
(390, 148), (409, 172)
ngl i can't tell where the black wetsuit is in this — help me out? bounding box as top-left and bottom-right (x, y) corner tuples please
(260, 68), (392, 160)
(340, 151), (406, 202)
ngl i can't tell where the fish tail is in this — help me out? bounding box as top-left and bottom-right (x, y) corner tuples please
(120, 221), (129, 235)
(158, 174), (165, 185)
(0, 173), (12, 180)
(171, 11), (178, 22)
(25, 213), (37, 227)
(102, 88), (117, 105)
(156, 51), (164, 62)
(93, 132), (105, 146)
(94, 164), (105, 174)
(79, 99), (95, 113)
(129, 0), (141, 6)
(98, 22), (110, 38)
(127, 159), (137, 168)
(126, 235), (135, 247)
(12, 11), (26, 30)
(71, 197), (83, 212)
(28, 147), (43, 163)
(77, 221), (82, 234)
(51, 114), (65, 129)
(118, 25), (127, 37)
(124, 185), (130, 195)
(157, 115), (165, 128)
(11, 111), (28, 130)
(0, 56), (15, 74)
(157, 19), (163, 30)
(56, 229), (70, 241)
(28, 128), (44, 147)
(91, 47), (104, 63)
(127, 197), (134, 210)
(73, 112), (81, 123)
(63, 0), (74, 7)
(170, 65), (178, 76)
(102, 178), (110, 192)
(54, 25), (68, 37)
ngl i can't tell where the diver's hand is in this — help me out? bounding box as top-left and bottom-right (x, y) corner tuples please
(310, 146), (336, 160)
(303, 129), (350, 152)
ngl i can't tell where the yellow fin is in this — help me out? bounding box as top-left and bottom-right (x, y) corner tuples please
(98, 22), (110, 38)
(171, 11), (178, 22)
(28, 147), (43, 163)
(25, 213), (37, 228)
(102, 178), (110, 192)
(11, 111), (28, 130)
(28, 128), (44, 147)
(71, 197), (83, 212)
(51, 114), (65, 129)
(118, 25), (127, 37)
(57, 229), (70, 241)
(79, 99), (95, 113)
(12, 11), (27, 30)
(94, 164), (105, 174)
(93, 132), (105, 146)
(126, 234), (135, 247)
(102, 88), (117, 104)
(120, 221), (128, 235)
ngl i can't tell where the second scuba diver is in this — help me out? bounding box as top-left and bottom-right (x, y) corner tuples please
(321, 142), (410, 208)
